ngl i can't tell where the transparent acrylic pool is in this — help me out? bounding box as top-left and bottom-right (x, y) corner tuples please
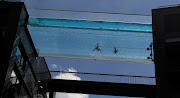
(28, 17), (152, 63)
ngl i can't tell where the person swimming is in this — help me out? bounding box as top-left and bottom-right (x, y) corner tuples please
(93, 44), (102, 52)
(114, 47), (118, 54)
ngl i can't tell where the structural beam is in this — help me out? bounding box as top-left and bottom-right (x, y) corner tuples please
(47, 79), (156, 97)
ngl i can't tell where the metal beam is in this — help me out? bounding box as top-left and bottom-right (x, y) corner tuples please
(47, 79), (156, 97)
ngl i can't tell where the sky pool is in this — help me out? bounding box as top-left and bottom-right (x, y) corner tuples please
(28, 17), (153, 63)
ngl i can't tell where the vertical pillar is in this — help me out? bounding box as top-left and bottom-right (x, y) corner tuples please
(49, 91), (56, 98)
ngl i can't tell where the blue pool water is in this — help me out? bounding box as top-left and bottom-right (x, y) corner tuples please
(29, 17), (152, 32)
(28, 17), (153, 63)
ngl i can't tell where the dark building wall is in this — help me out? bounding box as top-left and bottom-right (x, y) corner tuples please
(152, 6), (180, 98)
(0, 2), (51, 98)
(152, 8), (168, 98)
(0, 2), (23, 96)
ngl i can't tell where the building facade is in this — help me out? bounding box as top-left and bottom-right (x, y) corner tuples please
(0, 2), (51, 98)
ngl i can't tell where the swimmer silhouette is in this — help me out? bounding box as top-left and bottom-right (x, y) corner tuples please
(114, 47), (118, 54)
(93, 44), (102, 52)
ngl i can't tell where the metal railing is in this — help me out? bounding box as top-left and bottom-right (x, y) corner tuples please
(50, 71), (156, 85)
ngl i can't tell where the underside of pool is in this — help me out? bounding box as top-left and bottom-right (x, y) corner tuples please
(28, 17), (153, 63)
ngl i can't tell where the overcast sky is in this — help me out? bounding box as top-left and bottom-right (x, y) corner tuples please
(25, 0), (180, 15)
(24, 0), (180, 23)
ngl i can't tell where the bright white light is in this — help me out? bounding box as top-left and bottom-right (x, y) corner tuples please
(47, 67), (89, 98)
(51, 64), (58, 68)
